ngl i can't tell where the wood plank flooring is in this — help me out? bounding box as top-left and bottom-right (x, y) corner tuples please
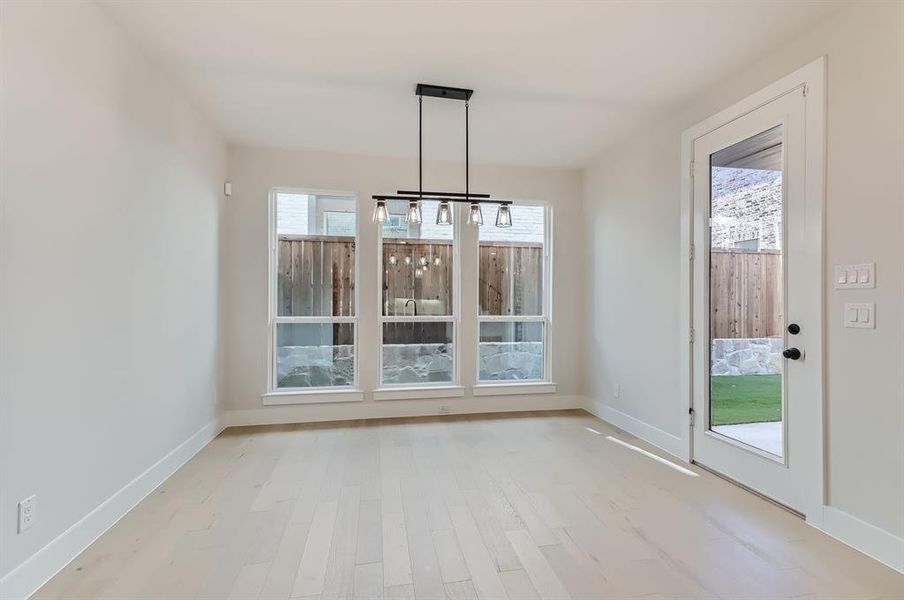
(33, 410), (904, 599)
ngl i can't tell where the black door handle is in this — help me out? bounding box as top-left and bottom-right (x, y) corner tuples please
(783, 347), (802, 360)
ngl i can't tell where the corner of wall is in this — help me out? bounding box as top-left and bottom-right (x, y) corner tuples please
(583, 396), (688, 461)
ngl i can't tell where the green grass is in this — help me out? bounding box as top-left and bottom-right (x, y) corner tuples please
(710, 375), (782, 426)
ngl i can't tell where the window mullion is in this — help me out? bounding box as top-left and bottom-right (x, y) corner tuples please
(275, 316), (357, 324)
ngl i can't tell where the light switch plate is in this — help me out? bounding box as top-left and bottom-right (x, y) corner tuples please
(834, 263), (875, 289)
(844, 302), (875, 328)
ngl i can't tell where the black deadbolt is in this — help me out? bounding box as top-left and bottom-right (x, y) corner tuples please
(788, 323), (801, 335)
(783, 347), (802, 360)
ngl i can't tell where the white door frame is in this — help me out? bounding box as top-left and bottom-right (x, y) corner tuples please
(678, 57), (826, 524)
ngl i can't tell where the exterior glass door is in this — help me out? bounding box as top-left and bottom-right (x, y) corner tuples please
(691, 86), (815, 515)
(708, 125), (784, 457)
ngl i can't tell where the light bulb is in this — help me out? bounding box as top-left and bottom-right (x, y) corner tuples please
(433, 256), (441, 266)
(467, 202), (483, 226)
(405, 201), (422, 224)
(404, 255), (412, 265)
(419, 256), (428, 266)
(495, 204), (512, 228)
(436, 200), (452, 225)
(388, 254), (397, 266)
(372, 200), (389, 223)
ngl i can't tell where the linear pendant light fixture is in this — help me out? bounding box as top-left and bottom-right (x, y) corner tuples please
(372, 83), (513, 227)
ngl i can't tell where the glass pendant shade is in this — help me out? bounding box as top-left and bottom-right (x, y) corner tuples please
(495, 204), (513, 228)
(405, 201), (422, 224)
(372, 199), (389, 223)
(436, 200), (453, 225)
(467, 203), (483, 226)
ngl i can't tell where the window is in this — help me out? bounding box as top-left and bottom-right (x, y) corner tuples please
(270, 191), (357, 390)
(734, 238), (760, 251)
(380, 200), (456, 386)
(478, 203), (549, 382)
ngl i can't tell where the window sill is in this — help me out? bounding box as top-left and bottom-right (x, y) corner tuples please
(262, 389), (365, 406)
(373, 385), (465, 401)
(472, 382), (557, 397)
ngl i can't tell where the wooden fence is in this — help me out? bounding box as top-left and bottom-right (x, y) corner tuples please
(277, 238), (773, 339)
(277, 236), (356, 317)
(478, 242), (543, 316)
(710, 249), (783, 339)
(277, 236), (542, 318)
(382, 240), (454, 316)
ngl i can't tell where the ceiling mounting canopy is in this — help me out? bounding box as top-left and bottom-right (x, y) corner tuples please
(373, 83), (513, 228)
(415, 83), (473, 101)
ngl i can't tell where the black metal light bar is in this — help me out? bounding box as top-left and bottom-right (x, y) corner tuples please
(396, 190), (490, 199)
(373, 194), (509, 205)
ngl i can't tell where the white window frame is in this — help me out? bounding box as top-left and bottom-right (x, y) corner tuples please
(376, 203), (462, 393)
(266, 187), (361, 397)
(475, 202), (553, 386)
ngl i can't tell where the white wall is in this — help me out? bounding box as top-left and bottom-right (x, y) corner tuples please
(583, 0), (903, 545)
(222, 146), (585, 423)
(0, 0), (226, 593)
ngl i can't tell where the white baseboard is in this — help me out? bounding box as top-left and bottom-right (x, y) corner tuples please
(223, 394), (586, 428)
(584, 399), (688, 461)
(0, 419), (223, 600)
(815, 506), (904, 574)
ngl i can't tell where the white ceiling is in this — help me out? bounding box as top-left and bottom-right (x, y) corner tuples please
(99, 0), (845, 168)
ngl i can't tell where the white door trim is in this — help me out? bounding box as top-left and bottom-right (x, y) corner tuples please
(679, 57), (826, 524)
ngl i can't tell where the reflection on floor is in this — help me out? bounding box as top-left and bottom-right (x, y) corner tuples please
(712, 421), (783, 456)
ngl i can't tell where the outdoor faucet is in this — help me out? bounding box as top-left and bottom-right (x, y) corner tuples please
(404, 298), (418, 316)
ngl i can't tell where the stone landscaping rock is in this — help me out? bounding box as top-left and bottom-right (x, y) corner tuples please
(711, 337), (782, 376)
(276, 341), (546, 387)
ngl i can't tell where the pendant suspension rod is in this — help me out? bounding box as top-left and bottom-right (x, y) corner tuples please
(418, 95), (423, 200)
(465, 100), (469, 201)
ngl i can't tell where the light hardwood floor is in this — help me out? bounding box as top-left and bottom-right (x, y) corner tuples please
(34, 410), (903, 599)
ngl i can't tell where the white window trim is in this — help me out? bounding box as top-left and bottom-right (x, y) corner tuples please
(377, 203), (462, 389)
(372, 385), (465, 401)
(262, 389), (365, 405)
(267, 187), (361, 398)
(476, 201), (554, 385)
(472, 382), (557, 396)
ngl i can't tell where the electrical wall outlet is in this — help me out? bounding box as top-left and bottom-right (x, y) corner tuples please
(18, 495), (36, 533)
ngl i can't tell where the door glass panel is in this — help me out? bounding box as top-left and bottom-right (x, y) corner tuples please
(709, 125), (784, 457)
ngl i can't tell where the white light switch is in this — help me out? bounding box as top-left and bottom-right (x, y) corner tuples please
(844, 303), (875, 328)
(834, 263), (875, 289)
